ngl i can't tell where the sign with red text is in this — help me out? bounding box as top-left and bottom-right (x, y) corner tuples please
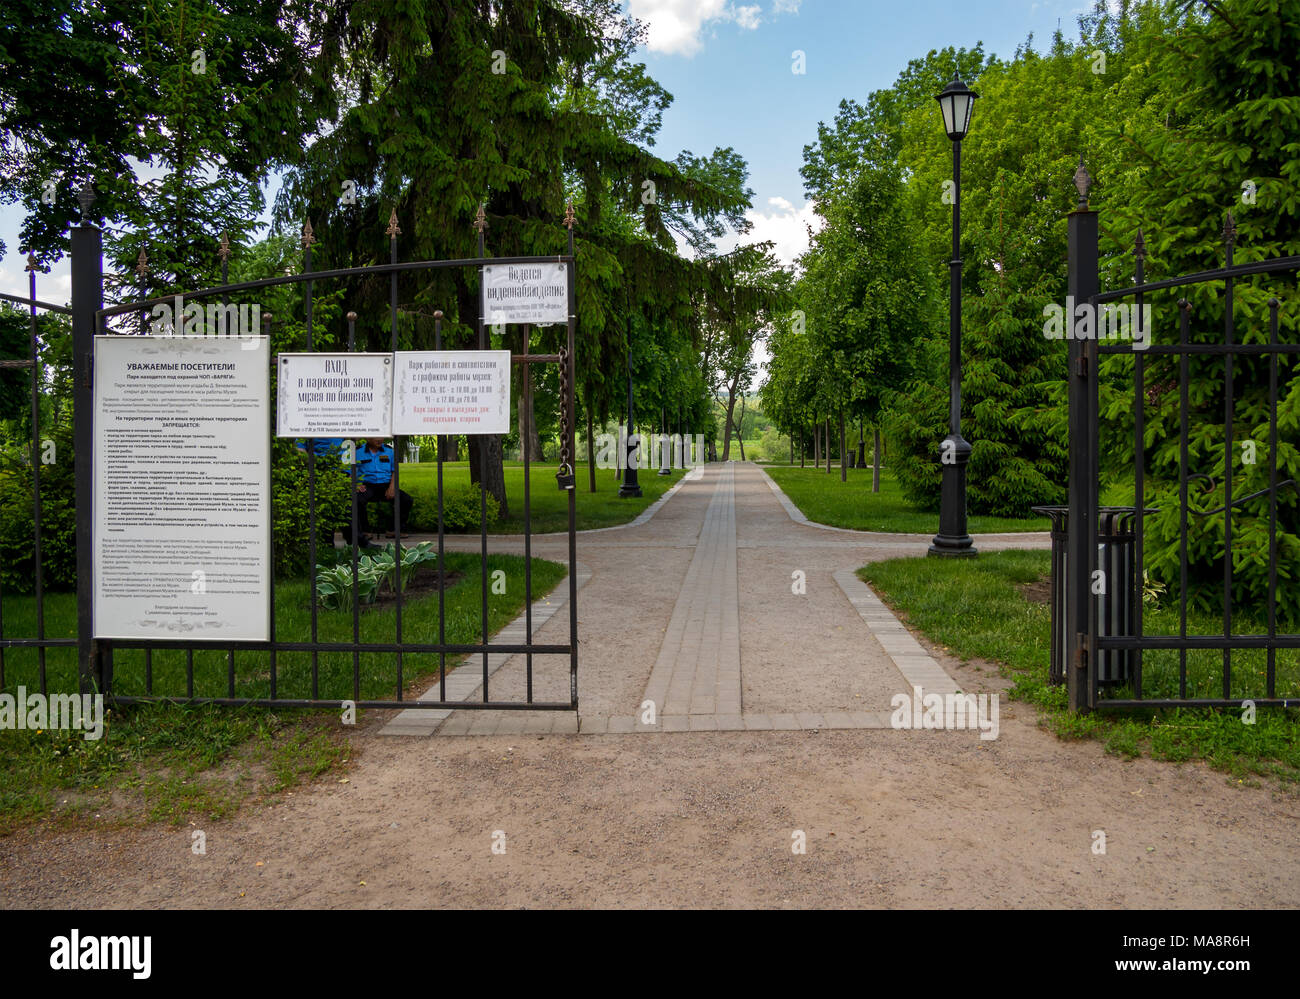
(392, 350), (511, 435)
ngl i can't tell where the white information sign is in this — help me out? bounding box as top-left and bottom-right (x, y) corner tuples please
(482, 262), (569, 325)
(276, 352), (392, 437)
(93, 336), (271, 641)
(392, 350), (511, 435)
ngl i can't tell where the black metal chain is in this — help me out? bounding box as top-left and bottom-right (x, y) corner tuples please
(556, 345), (574, 489)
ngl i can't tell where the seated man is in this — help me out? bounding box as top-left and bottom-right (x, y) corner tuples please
(344, 437), (413, 546)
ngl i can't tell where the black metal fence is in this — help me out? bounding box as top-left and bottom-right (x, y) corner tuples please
(1065, 169), (1300, 711)
(0, 200), (579, 713)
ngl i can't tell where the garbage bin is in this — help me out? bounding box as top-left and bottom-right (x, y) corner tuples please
(1030, 505), (1155, 687)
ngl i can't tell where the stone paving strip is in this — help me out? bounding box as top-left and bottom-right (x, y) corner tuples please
(832, 569), (961, 695)
(639, 462), (742, 718)
(378, 568), (591, 737)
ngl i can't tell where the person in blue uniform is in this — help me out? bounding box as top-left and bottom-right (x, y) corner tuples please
(296, 437), (347, 459)
(345, 437), (413, 546)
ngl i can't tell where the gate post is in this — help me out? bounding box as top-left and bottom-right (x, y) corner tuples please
(71, 193), (104, 696)
(1066, 163), (1099, 713)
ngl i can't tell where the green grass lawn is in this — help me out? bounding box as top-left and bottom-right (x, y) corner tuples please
(398, 460), (680, 534)
(764, 466), (1048, 533)
(860, 550), (1300, 786)
(0, 552), (566, 832)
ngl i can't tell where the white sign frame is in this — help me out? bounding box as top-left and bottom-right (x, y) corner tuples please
(482, 262), (569, 326)
(392, 350), (512, 435)
(93, 335), (271, 641)
(276, 352), (393, 437)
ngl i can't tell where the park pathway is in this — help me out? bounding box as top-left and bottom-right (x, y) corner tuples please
(13, 464), (1296, 911)
(382, 461), (1050, 737)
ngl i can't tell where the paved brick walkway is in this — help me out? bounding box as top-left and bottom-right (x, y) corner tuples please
(640, 462), (741, 718)
(378, 461), (1050, 737)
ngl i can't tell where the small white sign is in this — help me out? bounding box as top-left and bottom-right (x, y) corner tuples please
(482, 262), (569, 325)
(277, 352), (392, 436)
(393, 350), (511, 435)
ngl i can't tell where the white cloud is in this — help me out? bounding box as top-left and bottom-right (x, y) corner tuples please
(772, 0), (802, 14)
(0, 262), (71, 306)
(628, 0), (763, 56)
(716, 195), (822, 271)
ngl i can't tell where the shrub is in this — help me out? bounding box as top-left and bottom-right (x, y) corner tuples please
(272, 439), (354, 578)
(405, 484), (500, 533)
(0, 417), (76, 593)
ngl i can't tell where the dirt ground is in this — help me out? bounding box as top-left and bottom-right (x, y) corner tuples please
(1, 463), (1296, 909)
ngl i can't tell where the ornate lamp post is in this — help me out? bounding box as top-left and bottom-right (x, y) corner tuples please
(929, 72), (979, 558)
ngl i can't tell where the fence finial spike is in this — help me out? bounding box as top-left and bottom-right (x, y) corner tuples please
(386, 208), (401, 238)
(217, 231), (231, 261)
(24, 252), (38, 273)
(564, 202), (576, 230)
(135, 247), (150, 276)
(76, 183), (96, 222)
(473, 204), (488, 233)
(1134, 228), (1146, 261)
(301, 218), (315, 249)
(1073, 157), (1091, 210)
(1223, 211), (1237, 246)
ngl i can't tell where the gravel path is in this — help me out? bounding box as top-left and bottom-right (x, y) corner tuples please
(2, 462), (1296, 909)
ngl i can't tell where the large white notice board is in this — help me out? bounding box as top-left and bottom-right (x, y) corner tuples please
(392, 350), (511, 435)
(93, 335), (271, 641)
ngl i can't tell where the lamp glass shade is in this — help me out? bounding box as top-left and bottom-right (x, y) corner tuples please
(936, 76), (978, 140)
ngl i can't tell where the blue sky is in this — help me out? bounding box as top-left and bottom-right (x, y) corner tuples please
(635, 0), (1097, 262)
(0, 0), (1098, 303)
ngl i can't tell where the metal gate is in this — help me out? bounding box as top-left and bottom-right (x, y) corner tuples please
(1065, 167), (1300, 711)
(1, 194), (579, 714)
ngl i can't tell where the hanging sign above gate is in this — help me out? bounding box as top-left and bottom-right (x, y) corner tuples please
(276, 352), (392, 437)
(482, 262), (569, 325)
(392, 350), (511, 435)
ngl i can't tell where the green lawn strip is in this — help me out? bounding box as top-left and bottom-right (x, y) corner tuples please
(859, 551), (1300, 787)
(766, 466), (1047, 534)
(397, 460), (680, 534)
(0, 552), (566, 833)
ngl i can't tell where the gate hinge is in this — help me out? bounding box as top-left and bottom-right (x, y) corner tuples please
(1074, 354), (1088, 378)
(1072, 632), (1088, 671)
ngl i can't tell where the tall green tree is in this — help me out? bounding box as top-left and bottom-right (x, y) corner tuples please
(1091, 0), (1300, 619)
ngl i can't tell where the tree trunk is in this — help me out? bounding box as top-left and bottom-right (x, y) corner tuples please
(460, 284), (507, 516)
(585, 389), (596, 492)
(439, 435), (460, 461)
(517, 380), (542, 461)
(789, 436), (794, 465)
(813, 417), (820, 466)
(825, 416), (831, 473)
(873, 426), (882, 493)
(839, 410), (847, 482)
(858, 417), (866, 467)
(721, 372), (741, 461)
(736, 393), (746, 461)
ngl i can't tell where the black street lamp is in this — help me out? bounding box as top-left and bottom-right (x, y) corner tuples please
(619, 335), (642, 497)
(929, 71), (979, 559)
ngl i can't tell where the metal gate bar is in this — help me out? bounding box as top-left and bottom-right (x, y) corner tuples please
(1066, 165), (1300, 711)
(0, 196), (580, 713)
